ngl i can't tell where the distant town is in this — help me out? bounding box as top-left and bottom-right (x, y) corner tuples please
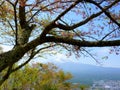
(90, 80), (120, 90)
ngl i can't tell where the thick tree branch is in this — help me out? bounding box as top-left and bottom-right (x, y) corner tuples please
(40, 21), (56, 37)
(11, 49), (35, 73)
(0, 41), (55, 85)
(0, 47), (26, 72)
(19, 1), (26, 28)
(45, 36), (120, 47)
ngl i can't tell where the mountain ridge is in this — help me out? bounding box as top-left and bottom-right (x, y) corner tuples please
(54, 62), (120, 85)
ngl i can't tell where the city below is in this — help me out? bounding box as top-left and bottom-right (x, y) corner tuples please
(90, 80), (120, 90)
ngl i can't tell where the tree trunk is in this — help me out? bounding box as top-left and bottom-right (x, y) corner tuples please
(0, 46), (26, 72)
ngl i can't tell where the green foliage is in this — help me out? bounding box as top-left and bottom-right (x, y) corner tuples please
(0, 63), (74, 90)
(79, 84), (89, 90)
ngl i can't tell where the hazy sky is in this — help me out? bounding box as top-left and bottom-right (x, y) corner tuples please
(51, 47), (120, 68)
(3, 40), (119, 66)
(2, 45), (120, 68)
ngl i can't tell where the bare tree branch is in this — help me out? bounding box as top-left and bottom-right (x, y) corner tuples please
(13, 0), (19, 45)
(55, 0), (119, 30)
(54, 0), (81, 21)
(101, 27), (119, 41)
(7, 21), (15, 34)
(82, 48), (100, 64)
(5, 0), (19, 45)
(88, 0), (120, 28)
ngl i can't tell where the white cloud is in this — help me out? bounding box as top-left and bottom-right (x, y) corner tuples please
(54, 53), (69, 63)
(52, 53), (82, 63)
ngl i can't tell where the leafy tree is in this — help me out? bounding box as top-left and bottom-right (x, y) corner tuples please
(0, 63), (73, 90)
(79, 84), (89, 90)
(0, 0), (120, 85)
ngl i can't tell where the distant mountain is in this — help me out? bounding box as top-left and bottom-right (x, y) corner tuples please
(55, 62), (120, 85)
